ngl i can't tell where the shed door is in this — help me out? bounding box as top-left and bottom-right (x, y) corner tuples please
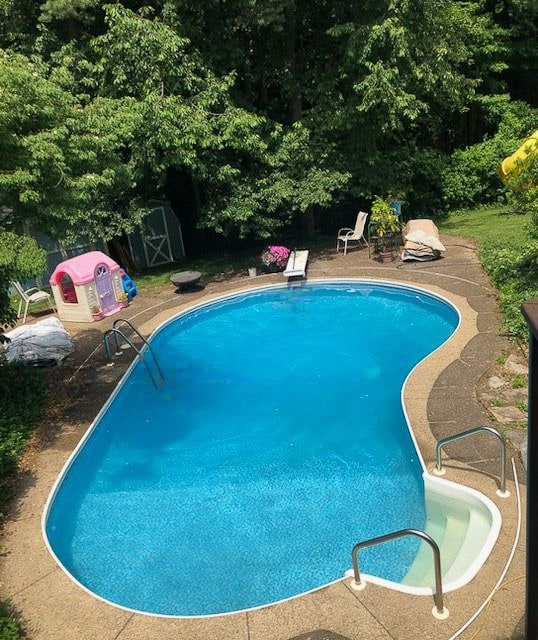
(141, 207), (173, 267)
(95, 264), (116, 313)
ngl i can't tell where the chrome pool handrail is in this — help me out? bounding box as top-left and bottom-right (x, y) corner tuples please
(112, 318), (164, 384)
(103, 327), (164, 390)
(351, 528), (446, 617)
(435, 426), (507, 495)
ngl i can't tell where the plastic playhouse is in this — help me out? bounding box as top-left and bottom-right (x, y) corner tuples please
(49, 251), (129, 323)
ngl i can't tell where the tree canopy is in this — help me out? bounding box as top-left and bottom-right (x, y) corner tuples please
(0, 0), (536, 276)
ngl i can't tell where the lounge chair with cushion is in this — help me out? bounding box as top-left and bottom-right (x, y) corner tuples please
(401, 219), (446, 262)
(336, 211), (369, 255)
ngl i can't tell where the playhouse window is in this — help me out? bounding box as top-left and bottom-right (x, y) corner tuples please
(60, 273), (78, 304)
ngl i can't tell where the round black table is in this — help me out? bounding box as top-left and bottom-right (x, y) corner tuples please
(170, 270), (202, 292)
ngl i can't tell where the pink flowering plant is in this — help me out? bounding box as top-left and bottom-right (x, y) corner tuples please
(261, 245), (290, 269)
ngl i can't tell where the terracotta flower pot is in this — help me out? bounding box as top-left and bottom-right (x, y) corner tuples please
(379, 250), (394, 264)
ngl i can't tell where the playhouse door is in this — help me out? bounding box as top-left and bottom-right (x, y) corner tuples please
(95, 264), (116, 313)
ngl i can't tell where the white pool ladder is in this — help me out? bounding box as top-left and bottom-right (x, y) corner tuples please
(103, 318), (164, 390)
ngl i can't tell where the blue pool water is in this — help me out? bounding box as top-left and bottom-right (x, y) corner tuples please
(45, 282), (458, 615)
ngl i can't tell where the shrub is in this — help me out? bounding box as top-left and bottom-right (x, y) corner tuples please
(0, 601), (24, 640)
(441, 100), (538, 210)
(505, 153), (538, 237)
(0, 363), (46, 509)
(442, 140), (507, 209)
(480, 240), (538, 338)
(403, 148), (446, 217)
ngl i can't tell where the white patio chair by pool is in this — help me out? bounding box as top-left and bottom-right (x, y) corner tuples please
(11, 281), (56, 324)
(336, 211), (369, 255)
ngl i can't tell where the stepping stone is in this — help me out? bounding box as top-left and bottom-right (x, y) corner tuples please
(502, 388), (528, 402)
(504, 354), (528, 375)
(489, 405), (527, 424)
(488, 376), (505, 389)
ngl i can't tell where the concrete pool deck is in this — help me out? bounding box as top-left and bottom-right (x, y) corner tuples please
(0, 234), (527, 639)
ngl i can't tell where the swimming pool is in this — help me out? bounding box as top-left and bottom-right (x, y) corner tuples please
(45, 281), (463, 616)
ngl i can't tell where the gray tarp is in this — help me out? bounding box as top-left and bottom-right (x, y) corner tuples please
(2, 317), (74, 365)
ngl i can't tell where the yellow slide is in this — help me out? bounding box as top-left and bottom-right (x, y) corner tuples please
(499, 129), (538, 183)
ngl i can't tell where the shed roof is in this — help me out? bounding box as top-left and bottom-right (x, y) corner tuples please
(49, 251), (119, 286)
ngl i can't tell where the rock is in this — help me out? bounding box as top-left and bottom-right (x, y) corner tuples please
(501, 388), (528, 403)
(504, 354), (528, 375)
(489, 405), (527, 424)
(488, 376), (505, 389)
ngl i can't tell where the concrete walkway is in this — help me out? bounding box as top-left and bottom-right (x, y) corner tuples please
(0, 234), (526, 639)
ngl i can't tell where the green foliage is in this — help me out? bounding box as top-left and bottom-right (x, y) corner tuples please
(92, 5), (200, 100)
(0, 364), (46, 507)
(439, 206), (537, 340)
(505, 152), (538, 239)
(442, 140), (507, 209)
(332, 0), (504, 134)
(0, 0), (537, 246)
(403, 148), (446, 217)
(370, 196), (400, 236)
(480, 241), (538, 338)
(201, 122), (350, 238)
(0, 231), (46, 326)
(0, 600), (24, 640)
(0, 50), (151, 242)
(441, 101), (538, 210)
(512, 374), (526, 389)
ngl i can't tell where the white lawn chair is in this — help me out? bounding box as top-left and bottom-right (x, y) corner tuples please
(11, 281), (56, 324)
(336, 211), (369, 255)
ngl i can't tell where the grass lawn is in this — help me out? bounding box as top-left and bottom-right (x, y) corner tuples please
(437, 206), (531, 246)
(131, 250), (261, 289)
(439, 206), (537, 338)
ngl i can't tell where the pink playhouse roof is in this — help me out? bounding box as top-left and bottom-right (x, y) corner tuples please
(49, 251), (120, 286)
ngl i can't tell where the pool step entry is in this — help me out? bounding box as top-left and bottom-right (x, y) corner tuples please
(103, 318), (164, 390)
(401, 487), (494, 589)
(348, 473), (500, 618)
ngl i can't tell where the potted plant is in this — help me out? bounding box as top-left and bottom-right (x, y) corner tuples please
(370, 196), (401, 262)
(260, 245), (291, 273)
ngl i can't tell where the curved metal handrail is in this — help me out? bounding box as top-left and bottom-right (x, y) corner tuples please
(351, 528), (445, 616)
(103, 327), (163, 390)
(112, 318), (164, 384)
(435, 426), (507, 495)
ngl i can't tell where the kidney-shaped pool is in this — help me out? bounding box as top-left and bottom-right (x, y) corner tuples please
(44, 281), (461, 616)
